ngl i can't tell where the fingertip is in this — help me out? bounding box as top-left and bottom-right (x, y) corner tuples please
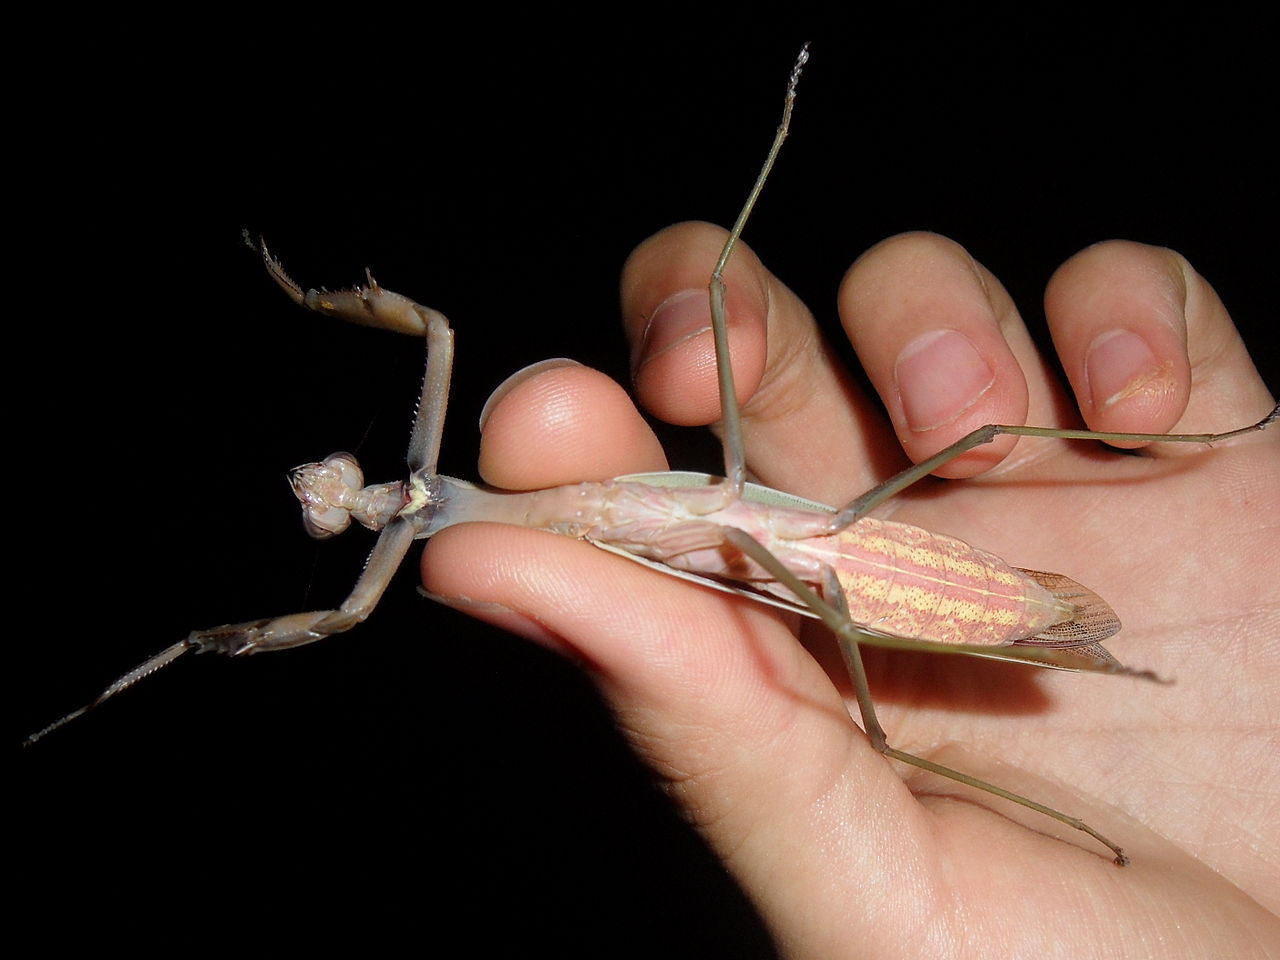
(893, 328), (1001, 434)
(839, 233), (1029, 478)
(622, 221), (770, 426)
(478, 357), (582, 434)
(477, 363), (666, 488)
(624, 220), (883, 506)
(1046, 241), (1192, 443)
(1080, 328), (1183, 441)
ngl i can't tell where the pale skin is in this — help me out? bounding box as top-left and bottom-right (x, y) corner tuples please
(423, 222), (1279, 958)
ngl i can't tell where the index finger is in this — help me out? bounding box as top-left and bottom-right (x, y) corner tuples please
(622, 221), (898, 508)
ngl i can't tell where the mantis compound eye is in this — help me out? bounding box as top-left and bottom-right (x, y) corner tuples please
(289, 452), (365, 539)
(301, 503), (351, 539)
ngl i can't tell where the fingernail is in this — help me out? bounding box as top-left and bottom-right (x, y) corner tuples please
(895, 330), (995, 431)
(479, 358), (582, 431)
(633, 289), (710, 375)
(1085, 329), (1163, 410)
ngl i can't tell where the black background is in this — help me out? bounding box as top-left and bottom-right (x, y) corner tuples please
(15, 16), (1276, 956)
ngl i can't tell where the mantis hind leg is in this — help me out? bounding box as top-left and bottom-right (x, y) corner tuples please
(720, 526), (1131, 865)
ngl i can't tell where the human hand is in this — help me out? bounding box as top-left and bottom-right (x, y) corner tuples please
(423, 222), (1279, 957)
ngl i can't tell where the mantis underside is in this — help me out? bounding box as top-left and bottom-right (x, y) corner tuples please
(28, 47), (1278, 868)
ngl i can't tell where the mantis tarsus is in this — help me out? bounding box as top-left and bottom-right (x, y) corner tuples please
(26, 47), (1278, 873)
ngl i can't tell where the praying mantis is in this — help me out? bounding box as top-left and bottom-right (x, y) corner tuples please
(20, 32), (1280, 957)
(28, 44), (1278, 862)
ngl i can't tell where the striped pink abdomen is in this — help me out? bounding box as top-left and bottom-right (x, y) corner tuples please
(792, 518), (1070, 646)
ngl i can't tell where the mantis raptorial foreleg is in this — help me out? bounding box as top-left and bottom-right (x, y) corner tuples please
(185, 247), (462, 652)
(258, 239), (455, 475)
(24, 248), (461, 746)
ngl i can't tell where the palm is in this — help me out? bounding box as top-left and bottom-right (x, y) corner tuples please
(425, 226), (1279, 956)
(654, 371), (1279, 954)
(841, 417), (1278, 896)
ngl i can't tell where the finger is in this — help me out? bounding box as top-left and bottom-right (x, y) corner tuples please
(837, 232), (1040, 478)
(622, 221), (894, 507)
(476, 360), (666, 489)
(1045, 240), (1275, 453)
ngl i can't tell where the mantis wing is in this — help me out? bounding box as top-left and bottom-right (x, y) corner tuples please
(608, 472), (1160, 680)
